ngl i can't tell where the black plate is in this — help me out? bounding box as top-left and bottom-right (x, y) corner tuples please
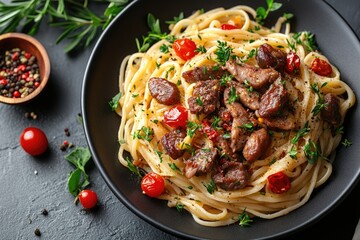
(81, 0), (360, 239)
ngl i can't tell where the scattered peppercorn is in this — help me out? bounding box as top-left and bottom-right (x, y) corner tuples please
(0, 48), (40, 98)
(34, 228), (41, 236)
(25, 111), (38, 120)
(41, 208), (48, 216)
(64, 128), (70, 136)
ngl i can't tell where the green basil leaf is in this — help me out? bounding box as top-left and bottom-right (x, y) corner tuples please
(68, 168), (82, 197)
(65, 147), (91, 169)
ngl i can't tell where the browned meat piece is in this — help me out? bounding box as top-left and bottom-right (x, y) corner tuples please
(161, 129), (186, 159)
(229, 81), (260, 110)
(224, 87), (251, 152)
(214, 136), (239, 161)
(212, 160), (250, 190)
(256, 43), (286, 72)
(258, 80), (288, 118)
(148, 77), (180, 105)
(188, 80), (221, 115)
(225, 60), (279, 89)
(243, 128), (271, 162)
(321, 93), (341, 126)
(182, 66), (227, 83)
(262, 111), (296, 130)
(184, 148), (217, 178)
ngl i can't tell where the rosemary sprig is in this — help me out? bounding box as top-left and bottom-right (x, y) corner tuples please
(0, 0), (131, 52)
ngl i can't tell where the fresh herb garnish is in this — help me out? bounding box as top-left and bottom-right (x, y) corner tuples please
(239, 208), (253, 227)
(304, 139), (319, 164)
(136, 13), (168, 52)
(310, 82), (327, 116)
(341, 138), (352, 148)
(125, 156), (142, 177)
(256, 0), (282, 24)
(168, 163), (180, 172)
(109, 92), (122, 111)
(227, 86), (238, 104)
(175, 203), (185, 212)
(186, 121), (201, 137)
(239, 122), (255, 132)
(65, 147), (92, 197)
(165, 12), (184, 25)
(203, 179), (216, 194)
(195, 45), (207, 54)
(133, 126), (154, 142)
(215, 41), (233, 66)
(0, 0), (130, 52)
(291, 122), (310, 144)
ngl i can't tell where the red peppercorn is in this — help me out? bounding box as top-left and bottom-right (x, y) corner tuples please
(34, 81), (40, 88)
(12, 52), (19, 61)
(25, 52), (31, 59)
(18, 64), (26, 72)
(0, 79), (7, 85)
(13, 91), (20, 98)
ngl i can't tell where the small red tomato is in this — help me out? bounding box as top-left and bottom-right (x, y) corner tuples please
(173, 38), (197, 61)
(285, 52), (300, 74)
(267, 171), (291, 194)
(20, 127), (48, 156)
(78, 189), (98, 209)
(164, 105), (188, 129)
(310, 58), (332, 76)
(221, 23), (238, 30)
(141, 172), (165, 197)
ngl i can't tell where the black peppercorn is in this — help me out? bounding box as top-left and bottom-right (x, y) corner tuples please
(34, 228), (41, 236)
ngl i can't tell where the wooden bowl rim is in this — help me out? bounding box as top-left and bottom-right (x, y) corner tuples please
(0, 32), (50, 104)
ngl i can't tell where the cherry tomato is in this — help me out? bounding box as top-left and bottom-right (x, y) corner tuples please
(310, 58), (332, 76)
(285, 52), (300, 74)
(173, 38), (197, 61)
(78, 189), (98, 209)
(164, 105), (188, 129)
(202, 121), (219, 141)
(221, 23), (238, 30)
(141, 172), (165, 197)
(20, 127), (48, 156)
(267, 171), (291, 194)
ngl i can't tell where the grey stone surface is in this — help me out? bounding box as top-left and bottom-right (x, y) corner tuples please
(0, 0), (359, 239)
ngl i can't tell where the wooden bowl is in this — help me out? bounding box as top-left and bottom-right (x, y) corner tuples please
(0, 33), (50, 104)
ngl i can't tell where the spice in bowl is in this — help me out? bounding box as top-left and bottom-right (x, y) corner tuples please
(0, 33), (50, 104)
(0, 48), (41, 98)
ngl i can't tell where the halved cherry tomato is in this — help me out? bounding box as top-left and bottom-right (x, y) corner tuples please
(285, 52), (300, 74)
(78, 189), (98, 209)
(19, 127), (48, 156)
(164, 105), (188, 129)
(221, 23), (238, 30)
(141, 172), (165, 197)
(310, 58), (332, 76)
(267, 171), (291, 194)
(173, 38), (197, 61)
(202, 121), (219, 141)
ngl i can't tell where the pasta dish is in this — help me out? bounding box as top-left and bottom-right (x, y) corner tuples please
(114, 5), (355, 226)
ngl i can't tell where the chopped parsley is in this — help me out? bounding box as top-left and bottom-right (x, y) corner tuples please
(304, 139), (319, 164)
(133, 126), (154, 142)
(215, 41), (233, 66)
(109, 92), (122, 111)
(203, 179), (217, 194)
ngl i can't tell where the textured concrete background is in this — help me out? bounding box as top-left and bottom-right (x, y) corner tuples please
(0, 0), (359, 239)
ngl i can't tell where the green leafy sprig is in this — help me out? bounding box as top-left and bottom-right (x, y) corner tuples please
(0, 0), (131, 52)
(65, 146), (92, 197)
(256, 0), (282, 24)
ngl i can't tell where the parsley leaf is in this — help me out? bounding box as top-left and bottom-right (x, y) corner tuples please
(203, 179), (217, 194)
(125, 156), (142, 177)
(109, 92), (122, 111)
(215, 41), (233, 66)
(133, 126), (154, 142)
